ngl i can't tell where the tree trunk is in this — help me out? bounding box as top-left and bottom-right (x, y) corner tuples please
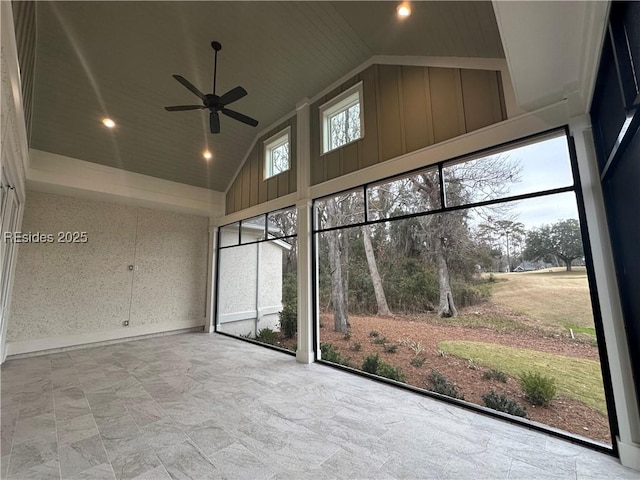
(341, 229), (349, 309)
(559, 255), (573, 272)
(436, 235), (458, 318)
(362, 225), (392, 316)
(326, 199), (349, 333)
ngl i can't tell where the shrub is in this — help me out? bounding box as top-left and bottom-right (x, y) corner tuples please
(350, 342), (362, 352)
(369, 331), (379, 338)
(384, 344), (398, 353)
(482, 369), (508, 383)
(320, 343), (351, 367)
(483, 390), (527, 418)
(279, 303), (297, 339)
(373, 337), (387, 345)
(428, 370), (464, 400)
(520, 371), (557, 406)
(343, 331), (351, 341)
(361, 354), (405, 382)
(376, 363), (406, 382)
(256, 328), (277, 345)
(488, 273), (496, 283)
(362, 354), (381, 374)
(410, 356), (426, 368)
(410, 341), (424, 356)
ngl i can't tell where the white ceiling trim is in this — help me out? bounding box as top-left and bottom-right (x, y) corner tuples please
(27, 149), (225, 217)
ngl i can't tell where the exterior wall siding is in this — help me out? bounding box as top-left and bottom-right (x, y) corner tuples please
(310, 64), (506, 185)
(226, 116), (297, 215)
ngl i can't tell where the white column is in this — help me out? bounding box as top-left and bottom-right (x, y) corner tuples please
(205, 220), (217, 333)
(570, 116), (640, 470)
(295, 98), (314, 363)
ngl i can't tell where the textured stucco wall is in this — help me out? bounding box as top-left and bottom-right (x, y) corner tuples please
(217, 230), (285, 336)
(7, 191), (208, 342)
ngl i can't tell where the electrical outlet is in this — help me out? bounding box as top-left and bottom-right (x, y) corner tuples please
(123, 320), (129, 327)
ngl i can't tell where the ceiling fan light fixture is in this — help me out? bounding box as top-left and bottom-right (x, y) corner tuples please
(102, 118), (116, 128)
(397, 3), (411, 18)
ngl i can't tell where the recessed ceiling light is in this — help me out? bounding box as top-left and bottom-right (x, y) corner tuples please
(397, 4), (411, 18)
(203, 150), (212, 161)
(102, 118), (116, 128)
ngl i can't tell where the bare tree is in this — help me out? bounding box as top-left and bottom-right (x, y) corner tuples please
(409, 154), (521, 317)
(324, 198), (349, 332)
(362, 224), (392, 316)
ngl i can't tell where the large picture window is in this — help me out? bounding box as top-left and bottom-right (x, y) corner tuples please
(313, 129), (613, 448)
(216, 207), (297, 352)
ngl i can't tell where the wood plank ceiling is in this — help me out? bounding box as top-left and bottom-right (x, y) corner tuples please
(28, 1), (504, 192)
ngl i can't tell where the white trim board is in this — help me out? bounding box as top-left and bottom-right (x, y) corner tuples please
(5, 318), (206, 357)
(218, 305), (282, 324)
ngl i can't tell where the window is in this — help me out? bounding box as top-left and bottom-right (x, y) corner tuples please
(313, 129), (614, 447)
(264, 128), (291, 180)
(320, 82), (364, 154)
(216, 207), (298, 352)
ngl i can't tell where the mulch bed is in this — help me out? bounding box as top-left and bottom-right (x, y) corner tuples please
(314, 311), (612, 445)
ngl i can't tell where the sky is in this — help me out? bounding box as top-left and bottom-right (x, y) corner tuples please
(468, 134), (580, 230)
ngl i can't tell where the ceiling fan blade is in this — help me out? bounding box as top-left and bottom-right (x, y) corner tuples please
(221, 108), (258, 127)
(164, 105), (205, 111)
(219, 86), (247, 106)
(210, 111), (221, 134)
(172, 75), (206, 100)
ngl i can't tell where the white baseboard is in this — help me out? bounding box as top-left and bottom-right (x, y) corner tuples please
(5, 319), (206, 357)
(617, 437), (640, 471)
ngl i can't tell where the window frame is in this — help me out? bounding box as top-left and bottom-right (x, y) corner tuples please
(264, 127), (291, 180)
(319, 81), (364, 155)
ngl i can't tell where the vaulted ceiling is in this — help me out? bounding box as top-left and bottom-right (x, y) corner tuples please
(29, 1), (504, 192)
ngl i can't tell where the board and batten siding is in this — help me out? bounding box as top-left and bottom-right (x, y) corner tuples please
(225, 116), (297, 215)
(310, 64), (506, 185)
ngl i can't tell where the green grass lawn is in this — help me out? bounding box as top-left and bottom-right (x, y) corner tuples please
(438, 340), (607, 415)
(490, 267), (595, 330)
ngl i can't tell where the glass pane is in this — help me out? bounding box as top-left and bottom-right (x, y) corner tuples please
(219, 222), (240, 247)
(271, 142), (289, 174)
(217, 236), (298, 353)
(316, 189), (610, 444)
(367, 167), (440, 221)
(267, 207), (297, 239)
(329, 110), (347, 149)
(443, 134), (574, 207)
(240, 215), (266, 244)
(316, 189), (365, 230)
(346, 102), (361, 142)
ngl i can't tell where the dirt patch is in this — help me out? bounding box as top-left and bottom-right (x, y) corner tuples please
(317, 311), (611, 445)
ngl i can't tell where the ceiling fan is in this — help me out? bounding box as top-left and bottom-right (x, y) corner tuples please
(165, 41), (258, 134)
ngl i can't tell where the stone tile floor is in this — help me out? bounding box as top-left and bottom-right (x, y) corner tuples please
(0, 333), (637, 479)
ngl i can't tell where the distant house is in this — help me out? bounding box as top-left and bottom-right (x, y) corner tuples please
(217, 223), (292, 337)
(513, 261), (537, 272)
(513, 261), (554, 272)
